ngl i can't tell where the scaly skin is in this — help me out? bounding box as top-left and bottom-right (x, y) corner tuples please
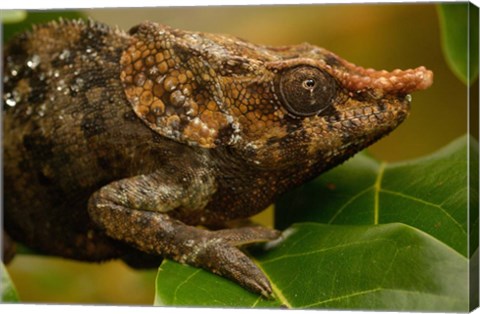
(2, 19), (433, 297)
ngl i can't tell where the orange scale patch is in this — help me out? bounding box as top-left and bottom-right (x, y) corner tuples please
(157, 61), (169, 74)
(143, 79), (153, 90)
(123, 63), (133, 75)
(239, 104), (248, 114)
(145, 55), (155, 67)
(136, 104), (150, 117)
(166, 115), (181, 128)
(153, 83), (165, 97)
(246, 111), (256, 122)
(133, 73), (146, 87)
(200, 110), (227, 129)
(256, 120), (266, 129)
(182, 118), (220, 147)
(206, 100), (217, 111)
(151, 99), (165, 116)
(122, 53), (132, 65)
(163, 76), (178, 92)
(260, 115), (270, 122)
(181, 84), (193, 96)
(133, 60), (143, 71)
(178, 73), (187, 84)
(131, 50), (142, 62)
(155, 52), (165, 62)
(141, 49), (151, 58)
(163, 50), (171, 59)
(120, 30), (237, 148)
(139, 91), (153, 106)
(184, 100), (199, 117)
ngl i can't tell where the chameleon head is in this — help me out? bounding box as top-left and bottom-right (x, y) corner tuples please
(120, 22), (433, 175)
(249, 52), (434, 172)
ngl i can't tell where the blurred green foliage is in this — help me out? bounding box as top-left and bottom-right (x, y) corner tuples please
(438, 3), (479, 85)
(2, 10), (85, 42)
(0, 10), (27, 24)
(1, 263), (19, 302)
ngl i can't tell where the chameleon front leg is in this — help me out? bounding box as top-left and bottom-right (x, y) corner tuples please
(87, 170), (279, 297)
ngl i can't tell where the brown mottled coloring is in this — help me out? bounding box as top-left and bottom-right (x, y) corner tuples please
(3, 19), (433, 297)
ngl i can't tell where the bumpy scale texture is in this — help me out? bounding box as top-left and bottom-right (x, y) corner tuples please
(3, 19), (433, 297)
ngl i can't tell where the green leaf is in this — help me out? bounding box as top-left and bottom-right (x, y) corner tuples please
(277, 135), (475, 257)
(156, 223), (468, 310)
(155, 136), (473, 310)
(155, 260), (281, 307)
(0, 10), (27, 24)
(437, 3), (479, 85)
(1, 263), (20, 302)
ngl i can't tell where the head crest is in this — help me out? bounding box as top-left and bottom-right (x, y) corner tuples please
(120, 22), (239, 148)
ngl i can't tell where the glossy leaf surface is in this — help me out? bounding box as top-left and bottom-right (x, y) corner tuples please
(155, 136), (473, 310)
(437, 3), (479, 85)
(277, 135), (474, 256)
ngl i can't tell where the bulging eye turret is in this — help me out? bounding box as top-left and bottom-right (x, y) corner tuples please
(277, 66), (337, 117)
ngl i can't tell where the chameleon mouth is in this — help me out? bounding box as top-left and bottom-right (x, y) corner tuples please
(331, 98), (409, 128)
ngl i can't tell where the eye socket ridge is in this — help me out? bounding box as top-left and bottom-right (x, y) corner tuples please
(277, 65), (337, 117)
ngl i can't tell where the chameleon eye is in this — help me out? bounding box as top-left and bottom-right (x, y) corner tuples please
(303, 79), (316, 88)
(278, 66), (336, 117)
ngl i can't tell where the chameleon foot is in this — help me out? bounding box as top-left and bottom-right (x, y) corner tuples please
(88, 188), (280, 297)
(189, 226), (281, 297)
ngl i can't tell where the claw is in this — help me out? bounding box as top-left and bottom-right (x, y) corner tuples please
(196, 241), (274, 297)
(180, 227), (280, 297)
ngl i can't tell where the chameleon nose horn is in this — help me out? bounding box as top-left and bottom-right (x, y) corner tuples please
(335, 62), (434, 94)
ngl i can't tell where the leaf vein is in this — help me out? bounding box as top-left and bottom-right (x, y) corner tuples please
(302, 287), (382, 308)
(328, 186), (373, 224)
(380, 188), (466, 234)
(172, 268), (202, 303)
(374, 162), (386, 224)
(302, 287), (465, 308)
(261, 238), (386, 264)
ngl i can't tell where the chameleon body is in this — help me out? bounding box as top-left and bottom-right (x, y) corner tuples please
(2, 19), (433, 297)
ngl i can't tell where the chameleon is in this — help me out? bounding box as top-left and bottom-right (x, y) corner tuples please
(2, 19), (433, 297)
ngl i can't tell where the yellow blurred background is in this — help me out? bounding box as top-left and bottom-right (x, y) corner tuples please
(5, 3), (470, 305)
